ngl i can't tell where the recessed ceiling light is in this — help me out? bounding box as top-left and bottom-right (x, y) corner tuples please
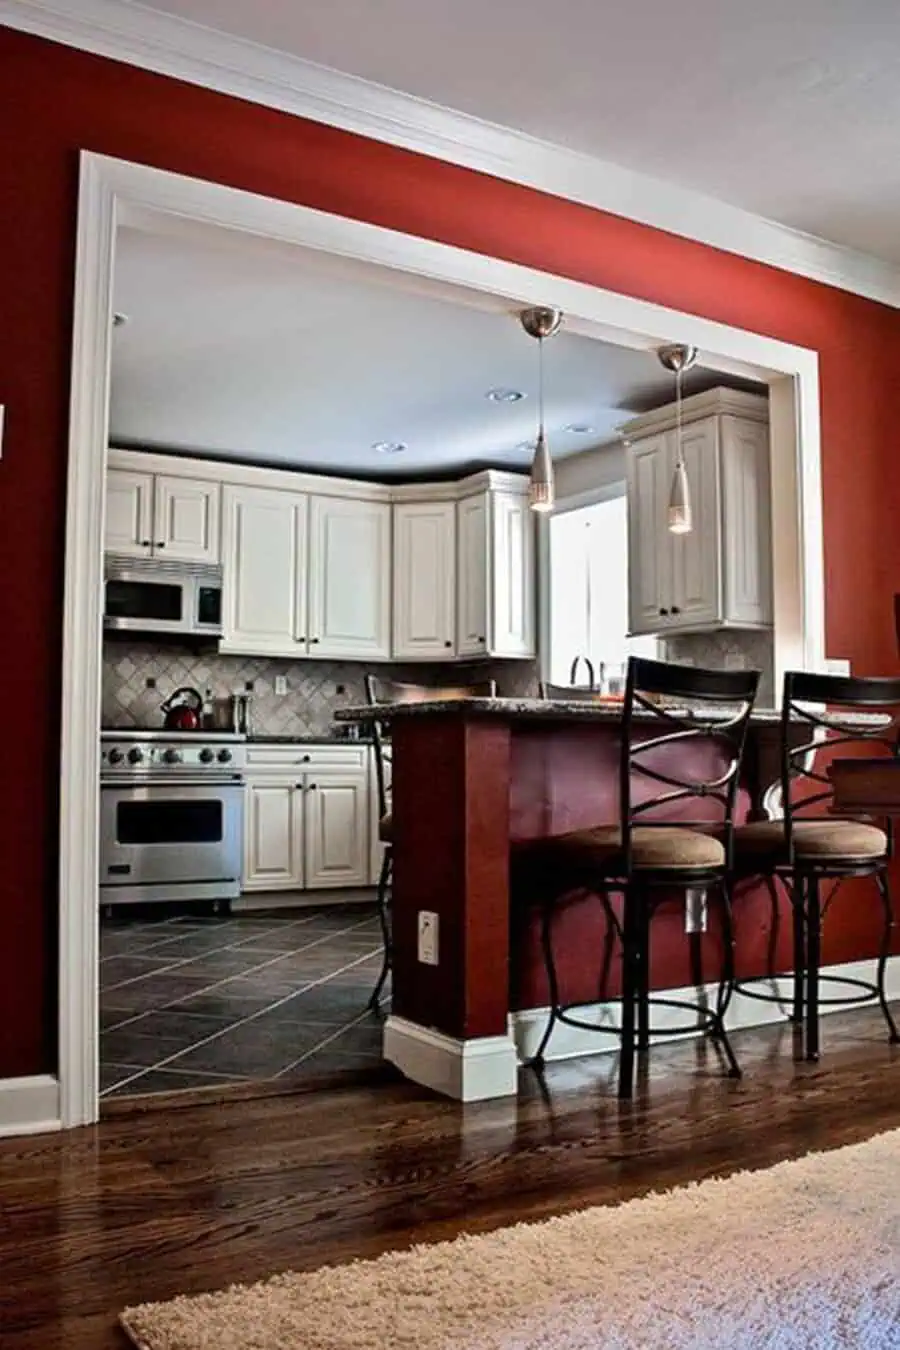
(564, 423), (596, 435)
(372, 440), (407, 455)
(486, 387), (526, 403)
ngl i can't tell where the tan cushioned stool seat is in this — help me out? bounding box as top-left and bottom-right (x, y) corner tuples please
(735, 818), (887, 865)
(546, 824), (725, 872)
(378, 811), (393, 843)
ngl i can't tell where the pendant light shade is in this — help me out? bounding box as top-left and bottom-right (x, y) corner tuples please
(520, 306), (563, 514)
(657, 342), (698, 536)
(668, 459), (692, 534)
(529, 428), (554, 512)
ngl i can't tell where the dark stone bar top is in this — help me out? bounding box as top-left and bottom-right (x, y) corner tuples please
(335, 696), (886, 729)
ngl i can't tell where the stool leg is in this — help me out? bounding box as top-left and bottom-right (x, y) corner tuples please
(637, 895), (651, 1055)
(875, 871), (900, 1045)
(716, 880), (736, 1029)
(368, 849), (393, 1012)
(618, 886), (639, 1100)
(791, 875), (805, 1025)
(531, 902), (561, 1070)
(805, 874), (821, 1062)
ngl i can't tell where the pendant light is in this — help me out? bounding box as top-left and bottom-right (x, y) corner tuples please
(520, 306), (563, 513)
(657, 343), (698, 535)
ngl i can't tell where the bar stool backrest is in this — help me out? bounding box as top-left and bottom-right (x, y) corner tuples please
(779, 671), (900, 857)
(620, 657), (760, 875)
(363, 675), (498, 821)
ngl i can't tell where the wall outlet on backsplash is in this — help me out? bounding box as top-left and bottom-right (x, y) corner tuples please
(274, 675), (288, 696)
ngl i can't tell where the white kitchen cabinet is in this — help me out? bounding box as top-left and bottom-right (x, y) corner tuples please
(457, 494), (488, 657)
(625, 390), (771, 636)
(105, 469), (154, 557)
(457, 490), (536, 658)
(105, 465), (221, 563)
(243, 780), (304, 890)
(242, 745), (371, 893)
(308, 496), (391, 659)
(393, 501), (457, 659)
(221, 485), (308, 657)
(304, 771), (370, 888)
(153, 475), (221, 564)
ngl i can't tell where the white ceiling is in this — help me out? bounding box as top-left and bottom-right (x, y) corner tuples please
(114, 0), (900, 264)
(111, 222), (759, 476)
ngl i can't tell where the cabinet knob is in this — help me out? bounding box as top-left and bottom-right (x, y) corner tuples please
(301, 754), (311, 763)
(141, 539), (152, 547)
(671, 605), (681, 615)
(310, 637), (320, 644)
(478, 636), (486, 643)
(156, 541), (166, 549)
(659, 607), (669, 616)
(307, 782), (317, 791)
(444, 640), (453, 648)
(297, 636), (306, 643)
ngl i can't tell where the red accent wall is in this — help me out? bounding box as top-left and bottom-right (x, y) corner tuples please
(1, 25), (899, 1077)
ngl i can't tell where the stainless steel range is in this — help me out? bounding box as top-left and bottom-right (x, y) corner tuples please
(100, 729), (246, 907)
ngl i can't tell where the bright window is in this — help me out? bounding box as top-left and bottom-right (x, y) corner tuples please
(548, 492), (655, 688)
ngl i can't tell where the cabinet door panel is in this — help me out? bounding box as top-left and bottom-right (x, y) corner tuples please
(153, 476), (221, 564)
(222, 486), (307, 655)
(304, 772), (369, 889)
(308, 497), (391, 659)
(105, 469), (154, 557)
(670, 420), (721, 628)
(456, 494), (488, 656)
(243, 781), (303, 891)
(720, 416), (772, 626)
(627, 434), (671, 634)
(490, 493), (536, 657)
(392, 501), (456, 658)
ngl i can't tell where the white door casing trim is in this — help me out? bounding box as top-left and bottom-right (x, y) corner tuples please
(57, 150), (822, 1126)
(3, 0), (900, 309)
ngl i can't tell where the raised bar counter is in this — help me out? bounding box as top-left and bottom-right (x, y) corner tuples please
(337, 698), (890, 1101)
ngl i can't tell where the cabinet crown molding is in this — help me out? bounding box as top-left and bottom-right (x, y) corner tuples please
(108, 447), (528, 501)
(620, 386), (769, 441)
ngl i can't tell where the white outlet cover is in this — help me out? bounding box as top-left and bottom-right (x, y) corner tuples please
(274, 675), (288, 696)
(417, 910), (439, 966)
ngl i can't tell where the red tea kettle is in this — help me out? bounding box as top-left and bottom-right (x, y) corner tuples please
(161, 687), (203, 731)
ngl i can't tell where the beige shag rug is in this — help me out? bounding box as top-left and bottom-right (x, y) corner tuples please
(121, 1128), (900, 1350)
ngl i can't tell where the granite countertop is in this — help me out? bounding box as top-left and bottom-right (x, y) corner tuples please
(249, 733), (373, 745)
(334, 697), (889, 729)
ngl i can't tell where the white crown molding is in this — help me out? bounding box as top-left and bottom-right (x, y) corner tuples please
(5, 0), (900, 309)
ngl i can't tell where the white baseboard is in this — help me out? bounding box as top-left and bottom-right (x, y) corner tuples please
(383, 1015), (518, 1102)
(0, 1075), (61, 1139)
(511, 955), (900, 1064)
(232, 886), (376, 912)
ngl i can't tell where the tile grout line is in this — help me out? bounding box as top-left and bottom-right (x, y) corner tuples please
(273, 1004), (385, 1079)
(99, 912), (333, 987)
(100, 915), (379, 1025)
(103, 945), (381, 1095)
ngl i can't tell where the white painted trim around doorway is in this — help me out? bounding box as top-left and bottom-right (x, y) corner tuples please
(4, 0), (900, 309)
(51, 150), (822, 1129)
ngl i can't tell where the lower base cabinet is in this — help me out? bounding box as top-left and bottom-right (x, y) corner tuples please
(242, 744), (370, 892)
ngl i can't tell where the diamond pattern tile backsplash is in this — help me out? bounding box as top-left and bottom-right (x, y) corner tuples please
(102, 639), (540, 736)
(665, 630), (775, 705)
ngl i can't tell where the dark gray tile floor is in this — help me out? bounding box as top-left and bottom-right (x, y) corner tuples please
(100, 904), (388, 1099)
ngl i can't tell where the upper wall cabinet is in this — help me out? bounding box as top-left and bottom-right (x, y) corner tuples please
(393, 501), (457, 659)
(625, 389), (772, 636)
(308, 496), (391, 659)
(105, 460), (221, 564)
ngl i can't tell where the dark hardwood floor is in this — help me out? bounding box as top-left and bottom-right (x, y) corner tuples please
(3, 1007), (900, 1349)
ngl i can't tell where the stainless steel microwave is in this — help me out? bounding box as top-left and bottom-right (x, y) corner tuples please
(104, 554), (224, 638)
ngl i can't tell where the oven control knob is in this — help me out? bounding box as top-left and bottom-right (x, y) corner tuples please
(162, 748), (182, 764)
(199, 748), (214, 763)
(217, 748), (233, 764)
(127, 747), (144, 765)
(107, 748), (123, 765)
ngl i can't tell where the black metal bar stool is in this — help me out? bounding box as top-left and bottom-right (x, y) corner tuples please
(364, 674), (497, 1011)
(529, 656), (760, 1098)
(728, 671), (900, 1061)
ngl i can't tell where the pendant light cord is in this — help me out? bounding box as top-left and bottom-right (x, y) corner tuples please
(675, 363), (683, 469)
(538, 334), (545, 437)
